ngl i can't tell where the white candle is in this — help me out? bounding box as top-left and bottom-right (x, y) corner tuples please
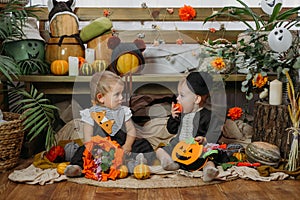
(269, 79), (282, 105)
(68, 56), (79, 76)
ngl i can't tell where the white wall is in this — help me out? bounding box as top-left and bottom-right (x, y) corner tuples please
(31, 0), (300, 7)
(32, 0), (300, 31)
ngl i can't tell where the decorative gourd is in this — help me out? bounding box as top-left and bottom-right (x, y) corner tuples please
(233, 151), (246, 161)
(50, 60), (69, 75)
(80, 63), (94, 76)
(78, 56), (85, 68)
(245, 141), (281, 167)
(171, 139), (203, 165)
(118, 165), (128, 179)
(116, 53), (139, 75)
(133, 154), (151, 180)
(92, 60), (107, 72)
(57, 162), (70, 175)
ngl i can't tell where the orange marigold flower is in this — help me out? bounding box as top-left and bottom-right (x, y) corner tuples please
(227, 107), (243, 120)
(252, 73), (268, 88)
(211, 57), (226, 70)
(209, 28), (216, 33)
(103, 9), (110, 17)
(178, 5), (196, 21)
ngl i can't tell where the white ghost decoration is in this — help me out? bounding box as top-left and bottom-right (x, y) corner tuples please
(261, 0), (282, 15)
(268, 27), (292, 53)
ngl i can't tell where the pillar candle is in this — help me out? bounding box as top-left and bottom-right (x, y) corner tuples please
(269, 79), (282, 105)
(68, 56), (79, 76)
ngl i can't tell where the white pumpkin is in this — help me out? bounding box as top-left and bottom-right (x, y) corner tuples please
(268, 27), (292, 53)
(260, 0), (282, 15)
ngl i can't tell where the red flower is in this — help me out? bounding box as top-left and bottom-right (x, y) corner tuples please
(103, 9), (110, 17)
(209, 28), (216, 33)
(178, 5), (196, 21)
(227, 107), (243, 120)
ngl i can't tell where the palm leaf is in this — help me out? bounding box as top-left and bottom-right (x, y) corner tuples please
(17, 85), (59, 151)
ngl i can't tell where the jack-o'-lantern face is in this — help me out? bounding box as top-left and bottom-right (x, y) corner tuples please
(172, 141), (203, 165)
(261, 0), (282, 15)
(3, 39), (45, 62)
(268, 27), (292, 53)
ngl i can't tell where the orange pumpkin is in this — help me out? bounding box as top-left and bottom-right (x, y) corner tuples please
(133, 163), (150, 180)
(171, 140), (203, 165)
(50, 60), (69, 75)
(118, 165), (128, 179)
(116, 53), (139, 75)
(78, 56), (85, 68)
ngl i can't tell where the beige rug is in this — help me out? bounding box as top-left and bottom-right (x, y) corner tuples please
(68, 174), (221, 188)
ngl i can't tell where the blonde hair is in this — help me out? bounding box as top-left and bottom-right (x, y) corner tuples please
(90, 71), (124, 105)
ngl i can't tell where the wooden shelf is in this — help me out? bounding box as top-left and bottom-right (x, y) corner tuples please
(15, 73), (256, 83)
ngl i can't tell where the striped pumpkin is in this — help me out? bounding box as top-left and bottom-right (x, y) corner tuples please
(116, 53), (139, 75)
(80, 63), (94, 76)
(50, 60), (69, 75)
(245, 141), (281, 167)
(118, 165), (128, 179)
(133, 163), (150, 180)
(92, 60), (107, 72)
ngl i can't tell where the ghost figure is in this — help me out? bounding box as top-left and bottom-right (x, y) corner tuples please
(268, 27), (292, 53)
(260, 0), (282, 15)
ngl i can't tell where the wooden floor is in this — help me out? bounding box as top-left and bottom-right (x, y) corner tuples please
(1, 159), (300, 200)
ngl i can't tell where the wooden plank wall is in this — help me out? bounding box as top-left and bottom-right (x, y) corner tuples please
(34, 7), (296, 44)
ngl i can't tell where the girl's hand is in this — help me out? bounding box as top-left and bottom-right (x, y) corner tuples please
(171, 102), (182, 118)
(122, 144), (132, 155)
(194, 136), (207, 145)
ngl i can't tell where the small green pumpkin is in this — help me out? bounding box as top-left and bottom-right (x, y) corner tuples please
(92, 60), (107, 72)
(80, 63), (94, 76)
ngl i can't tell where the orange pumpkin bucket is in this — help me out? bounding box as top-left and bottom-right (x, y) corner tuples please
(45, 36), (85, 63)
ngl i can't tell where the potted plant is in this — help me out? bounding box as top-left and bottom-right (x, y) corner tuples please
(0, 0), (59, 151)
(203, 0), (300, 100)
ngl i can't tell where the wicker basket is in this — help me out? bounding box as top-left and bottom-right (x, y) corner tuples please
(0, 112), (24, 172)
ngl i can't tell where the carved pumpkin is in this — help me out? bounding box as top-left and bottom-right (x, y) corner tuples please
(50, 60), (69, 75)
(118, 165), (128, 179)
(116, 53), (139, 75)
(57, 162), (70, 175)
(92, 60), (107, 72)
(172, 140), (203, 165)
(80, 63), (94, 76)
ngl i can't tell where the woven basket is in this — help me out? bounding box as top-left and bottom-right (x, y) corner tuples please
(0, 112), (24, 172)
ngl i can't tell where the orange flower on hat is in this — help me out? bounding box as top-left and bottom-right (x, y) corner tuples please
(227, 107), (243, 120)
(178, 5), (196, 21)
(252, 73), (268, 88)
(211, 57), (226, 70)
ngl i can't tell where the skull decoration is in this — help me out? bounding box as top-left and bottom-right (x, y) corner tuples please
(268, 27), (292, 53)
(260, 0), (282, 15)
